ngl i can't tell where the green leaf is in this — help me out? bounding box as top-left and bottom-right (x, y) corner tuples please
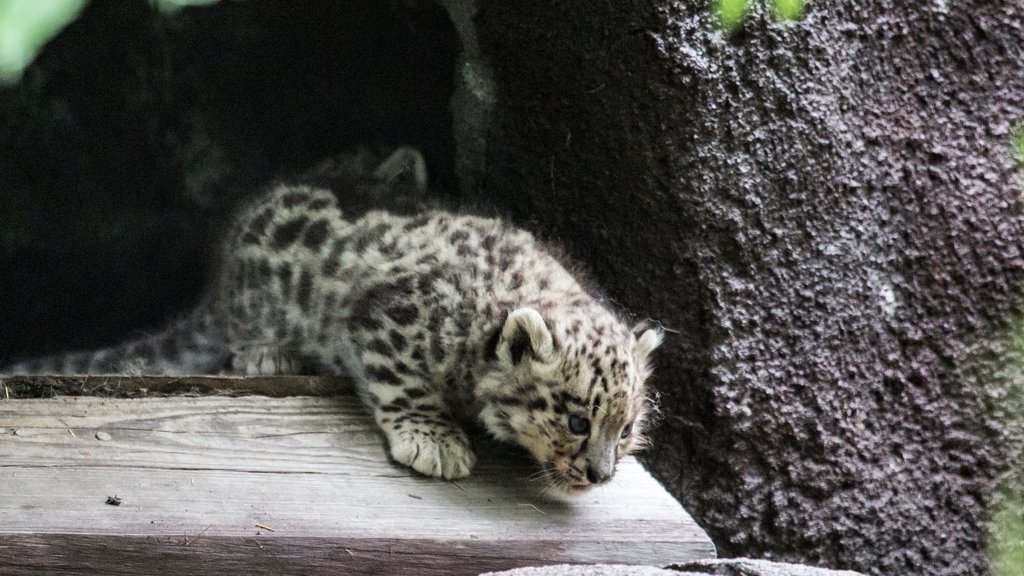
(716, 0), (751, 34)
(0, 0), (87, 84)
(774, 0), (806, 22)
(153, 0), (221, 15)
(989, 482), (1024, 576)
(1013, 122), (1024, 164)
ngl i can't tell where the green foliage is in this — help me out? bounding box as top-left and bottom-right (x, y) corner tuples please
(989, 482), (1024, 576)
(0, 0), (225, 84)
(774, 0), (806, 21)
(1013, 122), (1024, 164)
(715, 0), (807, 34)
(716, 0), (751, 34)
(0, 0), (86, 84)
(154, 0), (221, 15)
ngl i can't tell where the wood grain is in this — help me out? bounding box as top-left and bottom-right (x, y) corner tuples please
(0, 385), (715, 574)
(0, 374), (353, 399)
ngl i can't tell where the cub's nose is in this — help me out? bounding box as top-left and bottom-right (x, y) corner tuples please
(585, 464), (612, 485)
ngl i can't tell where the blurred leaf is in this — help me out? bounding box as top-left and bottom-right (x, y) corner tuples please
(716, 0), (751, 34)
(774, 0), (806, 21)
(1013, 122), (1024, 164)
(153, 0), (221, 15)
(989, 482), (1024, 576)
(0, 0), (87, 84)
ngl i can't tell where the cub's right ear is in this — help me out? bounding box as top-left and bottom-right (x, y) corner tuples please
(493, 308), (555, 365)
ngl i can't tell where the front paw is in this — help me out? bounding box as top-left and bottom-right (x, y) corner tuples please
(388, 426), (476, 480)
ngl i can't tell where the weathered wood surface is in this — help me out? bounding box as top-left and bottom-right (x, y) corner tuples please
(0, 386), (715, 575)
(0, 374), (353, 399)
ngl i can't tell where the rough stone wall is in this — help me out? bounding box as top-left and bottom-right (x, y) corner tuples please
(475, 1), (1024, 575)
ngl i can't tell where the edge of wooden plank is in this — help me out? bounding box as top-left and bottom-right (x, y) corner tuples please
(0, 375), (353, 399)
(0, 533), (714, 576)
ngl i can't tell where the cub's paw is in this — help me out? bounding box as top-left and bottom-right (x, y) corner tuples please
(230, 345), (302, 376)
(388, 426), (476, 480)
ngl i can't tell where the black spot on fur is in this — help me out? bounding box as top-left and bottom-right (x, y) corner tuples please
(450, 229), (470, 243)
(308, 197), (332, 210)
(389, 330), (407, 352)
(281, 190), (311, 207)
(403, 214), (432, 231)
(350, 315), (382, 331)
(367, 338), (391, 356)
(272, 217), (309, 249)
(250, 209), (274, 235)
(242, 232), (261, 245)
(353, 223), (390, 252)
(384, 397), (411, 410)
(387, 305), (419, 326)
(258, 259), (272, 283)
(430, 334), (446, 363)
(277, 263), (293, 298)
(365, 365), (402, 386)
(496, 395), (525, 407)
(528, 397), (549, 412)
(303, 219), (331, 250)
(322, 239), (346, 277)
(296, 269), (313, 312)
(405, 387), (428, 399)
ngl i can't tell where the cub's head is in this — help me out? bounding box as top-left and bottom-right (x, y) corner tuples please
(478, 306), (663, 496)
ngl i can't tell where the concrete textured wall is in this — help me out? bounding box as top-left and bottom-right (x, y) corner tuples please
(473, 1), (1024, 575)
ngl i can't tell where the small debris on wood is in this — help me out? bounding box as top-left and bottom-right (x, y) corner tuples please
(3, 384), (9, 400)
(450, 480), (466, 491)
(517, 502), (547, 515)
(68, 428), (76, 437)
(254, 523), (275, 532)
(184, 524), (212, 546)
(105, 495), (122, 506)
(407, 493), (423, 500)
(95, 431), (112, 441)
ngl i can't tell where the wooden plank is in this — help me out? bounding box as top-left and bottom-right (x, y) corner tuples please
(0, 374), (353, 399)
(0, 392), (715, 574)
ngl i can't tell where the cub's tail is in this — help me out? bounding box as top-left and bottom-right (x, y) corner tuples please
(2, 309), (231, 376)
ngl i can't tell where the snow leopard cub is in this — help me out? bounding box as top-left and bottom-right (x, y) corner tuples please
(4, 147), (663, 495)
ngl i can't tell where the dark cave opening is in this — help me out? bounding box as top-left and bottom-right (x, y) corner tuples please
(0, 0), (461, 363)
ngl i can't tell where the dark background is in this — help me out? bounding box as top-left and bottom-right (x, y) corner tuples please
(0, 0), (459, 363)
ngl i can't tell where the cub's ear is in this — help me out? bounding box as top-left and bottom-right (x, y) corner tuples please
(632, 320), (664, 360)
(495, 308), (555, 365)
(373, 146), (428, 193)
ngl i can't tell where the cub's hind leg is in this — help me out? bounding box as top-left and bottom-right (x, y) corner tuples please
(229, 344), (304, 376)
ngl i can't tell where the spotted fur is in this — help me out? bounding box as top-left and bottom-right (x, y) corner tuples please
(3, 147), (663, 495)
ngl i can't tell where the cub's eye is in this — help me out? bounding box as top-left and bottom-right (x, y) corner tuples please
(568, 414), (590, 436)
(620, 422), (633, 439)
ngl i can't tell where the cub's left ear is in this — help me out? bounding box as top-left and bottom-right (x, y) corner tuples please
(632, 321), (664, 359)
(495, 308), (556, 366)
